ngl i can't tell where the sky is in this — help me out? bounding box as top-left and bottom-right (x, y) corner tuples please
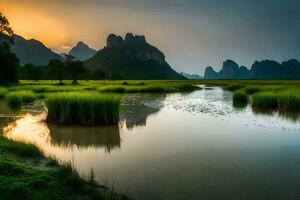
(0, 0), (299, 75)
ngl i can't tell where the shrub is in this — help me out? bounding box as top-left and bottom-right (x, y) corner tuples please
(46, 92), (120, 126)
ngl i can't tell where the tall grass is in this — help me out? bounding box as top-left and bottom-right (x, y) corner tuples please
(97, 84), (201, 93)
(251, 92), (278, 113)
(0, 87), (8, 98)
(232, 90), (248, 108)
(5, 90), (36, 106)
(223, 84), (244, 91)
(46, 93), (120, 126)
(244, 86), (261, 94)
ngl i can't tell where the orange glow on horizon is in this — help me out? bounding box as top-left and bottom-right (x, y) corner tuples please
(0, 1), (69, 52)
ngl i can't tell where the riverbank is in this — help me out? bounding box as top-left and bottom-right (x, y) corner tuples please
(0, 135), (128, 200)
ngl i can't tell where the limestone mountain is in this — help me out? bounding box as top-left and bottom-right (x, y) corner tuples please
(84, 33), (186, 80)
(204, 59), (300, 80)
(10, 35), (62, 66)
(68, 41), (96, 61)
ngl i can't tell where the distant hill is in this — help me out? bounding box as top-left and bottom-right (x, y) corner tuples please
(84, 33), (186, 80)
(204, 59), (300, 80)
(204, 60), (250, 80)
(69, 41), (96, 61)
(180, 72), (203, 80)
(11, 35), (62, 66)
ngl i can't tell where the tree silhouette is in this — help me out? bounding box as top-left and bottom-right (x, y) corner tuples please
(48, 59), (65, 85)
(67, 61), (85, 84)
(0, 12), (18, 84)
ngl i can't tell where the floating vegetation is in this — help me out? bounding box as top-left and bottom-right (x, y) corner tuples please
(46, 93), (120, 126)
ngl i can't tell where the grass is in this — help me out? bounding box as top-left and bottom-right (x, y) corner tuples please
(223, 84), (244, 91)
(244, 86), (261, 94)
(97, 84), (200, 93)
(0, 136), (125, 200)
(5, 91), (36, 107)
(0, 87), (8, 98)
(46, 92), (120, 126)
(232, 90), (248, 108)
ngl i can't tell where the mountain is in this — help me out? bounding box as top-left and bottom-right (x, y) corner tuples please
(204, 59), (300, 80)
(10, 35), (62, 66)
(204, 66), (220, 79)
(204, 59), (250, 80)
(84, 33), (186, 80)
(68, 41), (96, 61)
(218, 60), (250, 79)
(180, 72), (203, 80)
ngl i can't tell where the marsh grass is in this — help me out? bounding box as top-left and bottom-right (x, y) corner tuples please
(97, 84), (201, 93)
(5, 91), (36, 108)
(244, 86), (261, 94)
(46, 93), (120, 126)
(251, 92), (278, 113)
(0, 87), (8, 98)
(232, 91), (248, 108)
(251, 91), (300, 120)
(223, 84), (244, 91)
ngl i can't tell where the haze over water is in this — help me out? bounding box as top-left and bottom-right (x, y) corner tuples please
(1, 87), (300, 200)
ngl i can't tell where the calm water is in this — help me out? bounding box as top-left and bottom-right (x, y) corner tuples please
(1, 86), (300, 200)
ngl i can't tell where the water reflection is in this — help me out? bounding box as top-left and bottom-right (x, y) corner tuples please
(120, 93), (165, 129)
(48, 125), (120, 153)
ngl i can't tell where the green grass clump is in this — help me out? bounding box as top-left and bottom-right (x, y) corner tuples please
(251, 92), (278, 113)
(5, 91), (36, 107)
(98, 86), (126, 93)
(233, 91), (248, 108)
(46, 93), (120, 126)
(244, 86), (261, 94)
(0, 87), (8, 98)
(223, 84), (244, 91)
(5, 93), (23, 107)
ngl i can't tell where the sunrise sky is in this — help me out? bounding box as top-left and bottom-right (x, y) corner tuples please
(1, 0), (299, 74)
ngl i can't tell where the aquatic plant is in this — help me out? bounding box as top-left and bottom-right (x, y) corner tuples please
(232, 91), (248, 108)
(0, 87), (8, 98)
(46, 93), (120, 126)
(6, 91), (36, 104)
(244, 86), (261, 94)
(251, 92), (278, 113)
(223, 84), (244, 91)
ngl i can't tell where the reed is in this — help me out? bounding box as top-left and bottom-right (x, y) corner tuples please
(232, 91), (248, 108)
(251, 92), (278, 113)
(46, 92), (120, 126)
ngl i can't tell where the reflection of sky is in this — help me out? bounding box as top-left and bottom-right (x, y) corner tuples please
(1, 0), (299, 74)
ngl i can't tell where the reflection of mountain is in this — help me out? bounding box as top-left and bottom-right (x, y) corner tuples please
(120, 94), (165, 129)
(48, 125), (120, 153)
